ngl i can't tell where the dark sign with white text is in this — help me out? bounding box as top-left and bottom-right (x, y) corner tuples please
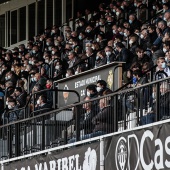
(4, 142), (100, 170)
(57, 62), (123, 107)
(105, 122), (170, 170)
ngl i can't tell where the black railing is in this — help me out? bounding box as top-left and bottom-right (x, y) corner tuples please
(0, 76), (170, 159)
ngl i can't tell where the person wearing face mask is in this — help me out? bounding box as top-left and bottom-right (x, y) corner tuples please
(96, 80), (110, 96)
(115, 7), (124, 25)
(5, 71), (18, 87)
(162, 41), (170, 54)
(34, 95), (52, 115)
(18, 44), (27, 56)
(104, 46), (116, 64)
(32, 45), (42, 61)
(76, 18), (87, 34)
(53, 60), (64, 80)
(50, 25), (61, 38)
(96, 32), (107, 50)
(30, 73), (47, 92)
(139, 28), (151, 50)
(85, 25), (95, 39)
(129, 35), (139, 55)
(86, 84), (98, 99)
(128, 14), (141, 30)
(95, 50), (107, 67)
(65, 68), (74, 78)
(4, 98), (20, 123)
(155, 57), (170, 80)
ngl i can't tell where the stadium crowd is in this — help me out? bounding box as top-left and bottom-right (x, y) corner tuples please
(0, 0), (170, 128)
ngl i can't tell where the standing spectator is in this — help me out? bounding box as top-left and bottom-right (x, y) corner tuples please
(116, 42), (134, 71)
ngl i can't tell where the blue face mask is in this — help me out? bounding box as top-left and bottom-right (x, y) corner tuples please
(133, 76), (137, 84)
(162, 62), (166, 69)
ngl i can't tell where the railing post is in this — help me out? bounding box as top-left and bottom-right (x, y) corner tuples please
(7, 125), (13, 158)
(15, 123), (20, 157)
(156, 83), (160, 121)
(136, 89), (140, 126)
(139, 88), (144, 119)
(75, 105), (81, 142)
(100, 137), (104, 170)
(113, 95), (118, 132)
(122, 93), (126, 130)
(41, 117), (45, 150)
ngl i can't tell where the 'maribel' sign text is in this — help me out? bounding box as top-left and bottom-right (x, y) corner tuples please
(105, 122), (170, 170)
(4, 143), (100, 170)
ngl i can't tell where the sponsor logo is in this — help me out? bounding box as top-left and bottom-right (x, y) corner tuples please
(115, 130), (170, 170)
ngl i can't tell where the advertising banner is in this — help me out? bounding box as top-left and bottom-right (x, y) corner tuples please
(4, 142), (100, 170)
(57, 62), (123, 107)
(105, 122), (170, 170)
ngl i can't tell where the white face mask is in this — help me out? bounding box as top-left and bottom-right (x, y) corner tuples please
(55, 65), (59, 70)
(34, 77), (37, 82)
(29, 61), (32, 65)
(140, 34), (144, 39)
(87, 91), (90, 97)
(153, 6), (156, 10)
(97, 86), (102, 92)
(96, 38), (100, 42)
(124, 33), (127, 37)
(8, 105), (13, 109)
(6, 101), (8, 105)
(112, 30), (116, 34)
(163, 48), (167, 53)
(116, 12), (120, 16)
(106, 51), (111, 56)
(37, 99), (40, 105)
(11, 68), (14, 71)
(129, 40), (134, 45)
(45, 60), (49, 63)
(52, 51), (55, 55)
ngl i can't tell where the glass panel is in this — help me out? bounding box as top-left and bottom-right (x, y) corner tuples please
(19, 7), (26, 41)
(38, 0), (45, 34)
(28, 3), (35, 39)
(66, 0), (72, 22)
(7, 11), (10, 47)
(55, 0), (62, 26)
(46, 0), (53, 27)
(11, 10), (17, 45)
(0, 14), (5, 47)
